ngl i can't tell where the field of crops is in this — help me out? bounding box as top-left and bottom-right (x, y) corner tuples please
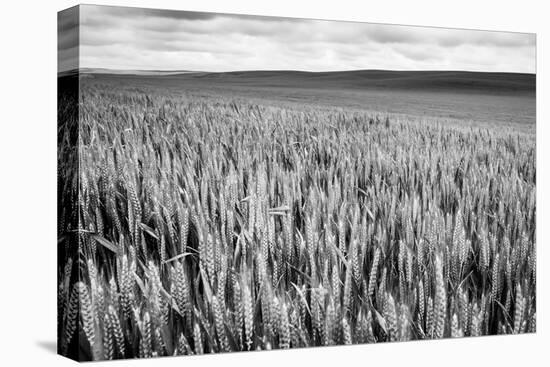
(57, 78), (536, 361)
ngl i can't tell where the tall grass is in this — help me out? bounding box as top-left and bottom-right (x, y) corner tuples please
(57, 82), (536, 360)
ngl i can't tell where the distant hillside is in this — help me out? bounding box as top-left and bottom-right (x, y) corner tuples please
(74, 69), (535, 96)
(185, 70), (535, 95)
(59, 68), (197, 76)
(80, 68), (198, 76)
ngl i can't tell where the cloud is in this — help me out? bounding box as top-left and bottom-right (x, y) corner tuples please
(394, 44), (441, 62)
(58, 7), (79, 71)
(81, 5), (218, 22)
(58, 4), (536, 73)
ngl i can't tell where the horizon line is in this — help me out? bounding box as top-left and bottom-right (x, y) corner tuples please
(59, 67), (536, 75)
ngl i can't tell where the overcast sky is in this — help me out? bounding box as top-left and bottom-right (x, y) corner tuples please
(58, 5), (536, 73)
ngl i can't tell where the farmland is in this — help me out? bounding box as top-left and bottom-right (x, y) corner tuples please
(57, 70), (536, 360)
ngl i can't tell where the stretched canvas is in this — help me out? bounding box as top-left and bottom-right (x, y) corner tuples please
(57, 4), (536, 362)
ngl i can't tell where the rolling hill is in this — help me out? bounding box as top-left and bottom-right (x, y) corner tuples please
(76, 69), (535, 96)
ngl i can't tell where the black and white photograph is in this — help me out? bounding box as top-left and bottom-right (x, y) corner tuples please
(57, 3), (536, 362)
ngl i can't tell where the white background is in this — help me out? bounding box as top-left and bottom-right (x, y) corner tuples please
(0, 0), (547, 365)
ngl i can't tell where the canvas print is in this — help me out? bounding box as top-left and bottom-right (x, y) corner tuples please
(57, 5), (536, 362)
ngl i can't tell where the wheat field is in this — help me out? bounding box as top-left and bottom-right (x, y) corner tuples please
(57, 79), (536, 361)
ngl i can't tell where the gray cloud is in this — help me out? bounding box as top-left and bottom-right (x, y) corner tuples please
(58, 6), (79, 71)
(82, 5), (218, 22)
(59, 4), (536, 73)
